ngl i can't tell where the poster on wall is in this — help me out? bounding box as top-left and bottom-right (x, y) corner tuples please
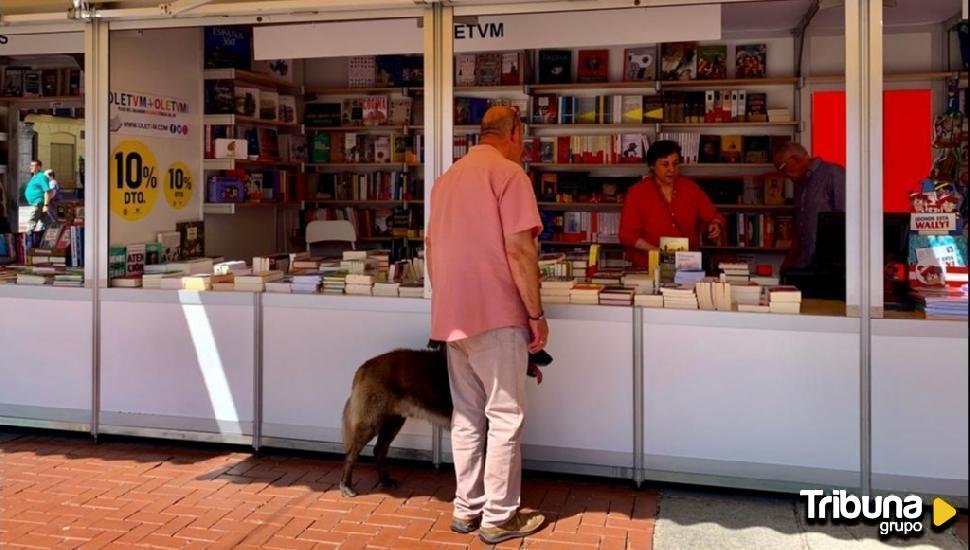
(109, 90), (192, 140)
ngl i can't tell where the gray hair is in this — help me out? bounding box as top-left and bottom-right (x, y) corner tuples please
(479, 106), (519, 139)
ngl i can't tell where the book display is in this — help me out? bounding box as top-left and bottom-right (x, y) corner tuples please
(2, 2), (967, 516)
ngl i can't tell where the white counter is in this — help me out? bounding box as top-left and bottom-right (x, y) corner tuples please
(641, 308), (862, 491)
(98, 289), (256, 443)
(872, 319), (968, 502)
(0, 286), (93, 430)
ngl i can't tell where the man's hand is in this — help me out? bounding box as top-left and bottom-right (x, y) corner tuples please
(528, 318), (549, 353)
(41, 205), (49, 213)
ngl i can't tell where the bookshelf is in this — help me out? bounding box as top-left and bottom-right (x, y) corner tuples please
(660, 121), (799, 128)
(203, 201), (303, 215)
(660, 77), (799, 88)
(204, 159), (303, 171)
(204, 68), (303, 93)
(0, 95), (85, 105)
(306, 86), (417, 96)
(204, 114), (302, 129)
(540, 240), (623, 247)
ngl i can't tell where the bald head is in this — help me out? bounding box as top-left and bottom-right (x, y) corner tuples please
(480, 106), (519, 139)
(773, 142), (812, 182)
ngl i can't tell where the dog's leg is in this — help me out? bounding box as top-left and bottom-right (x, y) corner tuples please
(373, 415), (406, 489)
(341, 412), (379, 498)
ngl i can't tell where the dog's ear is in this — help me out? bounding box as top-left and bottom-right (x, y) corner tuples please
(427, 339), (446, 352)
(528, 349), (554, 366)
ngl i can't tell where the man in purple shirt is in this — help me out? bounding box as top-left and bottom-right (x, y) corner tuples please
(773, 143), (846, 268)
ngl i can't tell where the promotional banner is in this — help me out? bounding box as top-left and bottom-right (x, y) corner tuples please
(109, 90), (192, 141)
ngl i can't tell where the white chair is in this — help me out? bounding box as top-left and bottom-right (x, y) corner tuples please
(306, 219), (357, 256)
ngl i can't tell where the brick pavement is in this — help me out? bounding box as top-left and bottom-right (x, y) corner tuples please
(0, 429), (657, 549)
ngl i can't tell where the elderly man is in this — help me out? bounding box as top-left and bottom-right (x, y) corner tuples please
(425, 106), (547, 545)
(773, 142), (846, 269)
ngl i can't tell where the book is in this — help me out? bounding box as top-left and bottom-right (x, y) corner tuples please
(305, 102), (341, 127)
(108, 245), (127, 279)
(624, 46), (657, 82)
(699, 135), (720, 163)
(362, 96), (389, 126)
(277, 95), (297, 124)
(259, 91), (279, 121)
(254, 58), (293, 82)
(204, 26), (252, 71)
(735, 44), (767, 78)
(455, 54), (477, 86)
(538, 50), (572, 84)
(2, 68), (24, 97)
(619, 134), (648, 162)
(577, 50), (609, 83)
(310, 133), (331, 163)
(575, 96), (595, 124)
(661, 42), (698, 81)
(533, 94), (559, 124)
(204, 79), (235, 114)
(389, 98), (413, 125)
(156, 230), (182, 263)
(257, 127), (279, 160)
(696, 44), (727, 79)
(233, 86), (259, 117)
(341, 99), (365, 127)
(621, 96), (644, 124)
(126, 244), (146, 276)
(23, 71), (41, 96)
(177, 221), (205, 259)
(719, 135), (743, 163)
(475, 53), (502, 86)
(742, 135), (770, 163)
(746, 92), (768, 122)
(501, 52), (522, 85)
(348, 55), (376, 88)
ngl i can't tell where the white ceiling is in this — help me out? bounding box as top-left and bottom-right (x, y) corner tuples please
(1, 0), (963, 31)
(722, 0), (964, 33)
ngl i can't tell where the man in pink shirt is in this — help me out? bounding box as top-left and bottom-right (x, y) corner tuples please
(426, 106), (548, 545)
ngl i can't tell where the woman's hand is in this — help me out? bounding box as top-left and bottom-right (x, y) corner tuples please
(707, 222), (721, 241)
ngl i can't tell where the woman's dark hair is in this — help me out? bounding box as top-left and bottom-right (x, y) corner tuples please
(646, 140), (682, 166)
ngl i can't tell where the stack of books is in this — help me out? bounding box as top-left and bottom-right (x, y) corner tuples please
(323, 271), (348, 294)
(235, 271), (284, 292)
(291, 274), (322, 294)
(373, 281), (400, 297)
(660, 285), (698, 310)
(215, 260), (249, 276)
(731, 282), (763, 307)
(674, 269), (706, 286)
(265, 278), (293, 293)
(53, 270), (84, 288)
(142, 271), (183, 289)
(768, 285), (802, 314)
(18, 272), (50, 285)
(916, 284), (968, 320)
(621, 272), (655, 294)
(599, 285), (636, 306)
(634, 291), (664, 308)
(694, 279), (732, 311)
(570, 283), (603, 304)
(541, 276), (575, 304)
(345, 273), (375, 296)
(181, 275), (213, 292)
(719, 262), (751, 283)
(211, 273), (235, 291)
(398, 282), (425, 298)
(590, 271), (623, 285)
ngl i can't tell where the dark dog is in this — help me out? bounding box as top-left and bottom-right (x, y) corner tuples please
(340, 341), (552, 497)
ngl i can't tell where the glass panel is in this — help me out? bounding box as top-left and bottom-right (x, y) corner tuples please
(0, 50), (85, 286)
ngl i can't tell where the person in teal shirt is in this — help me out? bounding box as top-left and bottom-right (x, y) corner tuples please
(24, 160), (52, 233)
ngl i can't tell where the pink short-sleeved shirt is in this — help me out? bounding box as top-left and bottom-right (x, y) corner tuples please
(427, 144), (542, 342)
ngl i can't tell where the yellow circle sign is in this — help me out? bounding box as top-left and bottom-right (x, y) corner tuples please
(164, 162), (194, 211)
(109, 140), (159, 221)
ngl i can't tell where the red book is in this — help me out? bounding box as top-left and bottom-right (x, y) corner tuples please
(556, 136), (571, 164)
(577, 50), (609, 83)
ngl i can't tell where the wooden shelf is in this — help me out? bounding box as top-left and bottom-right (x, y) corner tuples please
(528, 81), (660, 92)
(661, 77), (799, 88)
(204, 158), (303, 171)
(306, 86), (417, 96)
(530, 123), (656, 131)
(203, 201), (303, 215)
(806, 71), (968, 84)
(307, 162), (421, 170)
(204, 69), (302, 92)
(455, 85), (527, 93)
(538, 202), (623, 211)
(305, 125), (409, 132)
(700, 246), (789, 254)
(660, 121), (798, 128)
(203, 114), (301, 128)
(306, 199), (424, 207)
(529, 162), (774, 171)
(540, 240), (623, 247)
(0, 95), (84, 104)
(714, 204), (794, 210)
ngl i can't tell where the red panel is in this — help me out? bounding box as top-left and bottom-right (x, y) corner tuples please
(810, 89), (933, 213)
(883, 90), (932, 213)
(811, 91), (847, 168)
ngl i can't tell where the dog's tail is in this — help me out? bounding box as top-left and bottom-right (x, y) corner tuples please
(341, 395), (353, 452)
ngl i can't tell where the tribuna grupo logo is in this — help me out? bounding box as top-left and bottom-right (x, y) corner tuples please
(801, 490), (958, 537)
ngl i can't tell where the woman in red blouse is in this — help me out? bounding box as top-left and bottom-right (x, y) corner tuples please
(619, 140), (725, 268)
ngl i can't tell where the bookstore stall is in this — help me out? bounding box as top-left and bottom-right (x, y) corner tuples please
(0, 0), (966, 501)
(0, 24), (94, 431)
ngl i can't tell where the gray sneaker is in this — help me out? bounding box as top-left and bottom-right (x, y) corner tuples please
(450, 515), (481, 533)
(478, 511), (545, 544)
